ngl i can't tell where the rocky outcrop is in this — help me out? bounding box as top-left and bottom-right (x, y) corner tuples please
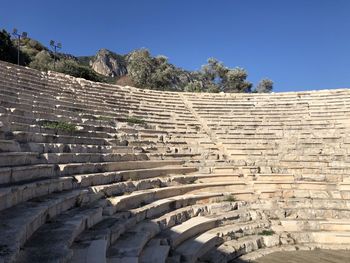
(90, 49), (127, 77)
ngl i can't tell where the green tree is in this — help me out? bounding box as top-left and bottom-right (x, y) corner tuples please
(256, 78), (273, 93)
(150, 55), (178, 90)
(0, 30), (18, 64)
(127, 49), (179, 90)
(184, 81), (203, 92)
(201, 58), (227, 83)
(200, 58), (252, 93)
(224, 68), (252, 93)
(127, 48), (154, 88)
(29, 50), (54, 71)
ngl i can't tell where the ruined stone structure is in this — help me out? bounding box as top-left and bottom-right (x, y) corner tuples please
(1, 60), (350, 263)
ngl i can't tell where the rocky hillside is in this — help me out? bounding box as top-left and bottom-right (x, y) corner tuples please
(0, 28), (273, 92)
(89, 49), (127, 78)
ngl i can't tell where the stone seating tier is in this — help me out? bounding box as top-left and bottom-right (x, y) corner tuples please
(1, 61), (350, 262)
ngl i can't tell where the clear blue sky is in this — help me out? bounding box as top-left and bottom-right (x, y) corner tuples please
(2, 0), (350, 92)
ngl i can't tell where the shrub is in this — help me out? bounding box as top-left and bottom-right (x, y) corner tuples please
(96, 116), (113, 121)
(258, 230), (276, 236)
(224, 195), (236, 202)
(42, 121), (77, 133)
(55, 59), (104, 82)
(29, 50), (53, 71)
(125, 117), (145, 125)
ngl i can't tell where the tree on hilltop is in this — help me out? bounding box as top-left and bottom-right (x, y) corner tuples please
(127, 49), (178, 90)
(256, 78), (273, 93)
(0, 30), (21, 64)
(200, 58), (252, 93)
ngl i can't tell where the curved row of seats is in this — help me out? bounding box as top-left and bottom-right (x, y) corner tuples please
(0, 61), (215, 262)
(1, 60), (350, 262)
(182, 91), (350, 182)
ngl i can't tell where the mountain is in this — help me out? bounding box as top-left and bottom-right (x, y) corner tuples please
(89, 49), (128, 78)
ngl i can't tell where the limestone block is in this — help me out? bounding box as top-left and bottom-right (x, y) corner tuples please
(262, 234), (280, 247)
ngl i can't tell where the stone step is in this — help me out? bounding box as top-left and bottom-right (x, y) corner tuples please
(8, 131), (109, 146)
(112, 146), (138, 154)
(42, 152), (149, 164)
(175, 233), (222, 263)
(159, 209), (266, 262)
(103, 183), (246, 215)
(0, 189), (87, 263)
(272, 219), (350, 232)
(212, 166), (260, 175)
(58, 160), (184, 177)
(7, 118), (116, 139)
(201, 235), (265, 262)
(207, 220), (271, 241)
(0, 163), (57, 184)
(256, 174), (295, 181)
(75, 163), (192, 187)
(338, 182), (350, 191)
(71, 195), (222, 262)
(289, 231), (350, 245)
(252, 181), (337, 191)
(0, 177), (73, 211)
(2, 103), (119, 131)
(15, 206), (103, 263)
(235, 243), (350, 262)
(129, 193), (224, 223)
(127, 140), (188, 147)
(192, 174), (246, 183)
(107, 221), (160, 259)
(0, 139), (21, 152)
(192, 173), (295, 183)
(249, 197), (350, 211)
(0, 152), (46, 167)
(23, 142), (114, 154)
(166, 216), (221, 248)
(139, 239), (170, 263)
(147, 153), (203, 161)
(141, 204), (250, 261)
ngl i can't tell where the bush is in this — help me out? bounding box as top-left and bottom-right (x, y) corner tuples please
(258, 230), (276, 236)
(42, 121), (77, 133)
(224, 195), (236, 202)
(55, 59), (104, 82)
(29, 50), (54, 71)
(125, 117), (145, 125)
